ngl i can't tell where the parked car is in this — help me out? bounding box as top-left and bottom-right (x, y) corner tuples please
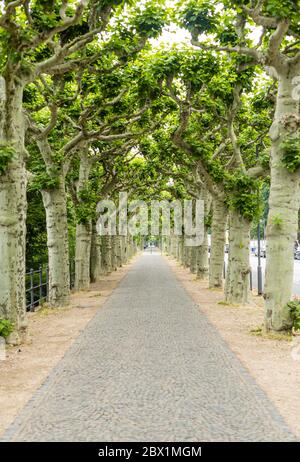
(255, 247), (266, 258)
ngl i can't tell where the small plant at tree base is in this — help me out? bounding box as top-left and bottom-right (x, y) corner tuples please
(281, 133), (300, 173)
(271, 214), (283, 227)
(286, 300), (300, 332)
(0, 319), (14, 339)
(0, 144), (16, 175)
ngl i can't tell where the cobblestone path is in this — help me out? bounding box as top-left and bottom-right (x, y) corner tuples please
(3, 253), (296, 441)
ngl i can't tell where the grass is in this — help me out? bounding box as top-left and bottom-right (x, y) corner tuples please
(249, 326), (293, 342)
(217, 300), (239, 308)
(36, 305), (70, 317)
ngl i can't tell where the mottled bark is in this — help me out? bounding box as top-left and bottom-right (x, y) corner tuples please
(90, 223), (102, 282)
(178, 236), (184, 265)
(75, 222), (92, 290)
(225, 212), (250, 304)
(111, 235), (118, 271)
(190, 246), (198, 274)
(264, 71), (300, 331)
(195, 188), (211, 280)
(42, 179), (70, 306)
(126, 235), (134, 259)
(120, 235), (127, 264)
(0, 79), (27, 343)
(101, 235), (112, 274)
(164, 236), (170, 255)
(170, 235), (177, 259)
(75, 156), (92, 290)
(209, 199), (227, 288)
(183, 244), (189, 267)
(115, 235), (122, 267)
(196, 228), (209, 280)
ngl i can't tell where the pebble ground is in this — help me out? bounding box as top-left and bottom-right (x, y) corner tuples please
(2, 253), (296, 441)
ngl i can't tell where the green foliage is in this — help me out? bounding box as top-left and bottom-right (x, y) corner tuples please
(263, 0), (299, 21)
(29, 170), (60, 192)
(0, 319), (14, 339)
(228, 0), (299, 20)
(281, 134), (300, 173)
(76, 184), (99, 224)
(179, 0), (219, 35)
(286, 300), (300, 331)
(60, 22), (90, 45)
(98, 0), (134, 8)
(259, 149), (271, 169)
(30, 1), (61, 32)
(132, 2), (167, 38)
(218, 25), (238, 46)
(26, 190), (48, 267)
(225, 172), (261, 222)
(0, 144), (16, 175)
(204, 213), (212, 228)
(271, 214), (283, 227)
(206, 158), (226, 183)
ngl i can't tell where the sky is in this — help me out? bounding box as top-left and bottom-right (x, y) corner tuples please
(150, 0), (263, 50)
(150, 24), (190, 49)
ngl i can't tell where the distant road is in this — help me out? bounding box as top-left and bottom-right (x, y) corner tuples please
(225, 254), (300, 296)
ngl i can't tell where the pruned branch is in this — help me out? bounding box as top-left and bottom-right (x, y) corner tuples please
(38, 104), (58, 139)
(0, 0), (25, 24)
(267, 20), (290, 66)
(23, 0), (88, 51)
(242, 4), (278, 28)
(211, 139), (230, 160)
(227, 85), (246, 172)
(191, 39), (263, 63)
(105, 88), (127, 106)
(246, 164), (269, 178)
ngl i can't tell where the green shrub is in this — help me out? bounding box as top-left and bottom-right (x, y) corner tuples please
(281, 134), (300, 173)
(0, 318), (14, 339)
(286, 300), (300, 331)
(0, 144), (16, 175)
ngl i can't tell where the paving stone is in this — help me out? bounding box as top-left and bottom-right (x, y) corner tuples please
(2, 254), (296, 442)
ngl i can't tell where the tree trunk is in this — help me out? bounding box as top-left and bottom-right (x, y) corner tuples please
(90, 223), (102, 282)
(120, 235), (127, 264)
(190, 246), (198, 273)
(225, 212), (250, 304)
(75, 222), (92, 290)
(175, 236), (181, 260)
(0, 79), (27, 344)
(111, 235), (118, 271)
(115, 235), (122, 267)
(183, 245), (188, 267)
(178, 236), (184, 264)
(0, 162), (27, 343)
(127, 235), (134, 259)
(101, 235), (112, 274)
(209, 199), (227, 288)
(196, 228), (209, 279)
(42, 179), (70, 306)
(264, 72), (300, 331)
(74, 156), (92, 290)
(171, 236), (178, 258)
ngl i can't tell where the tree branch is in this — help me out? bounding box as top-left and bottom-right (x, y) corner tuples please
(23, 0), (88, 51)
(191, 39), (263, 63)
(266, 20), (290, 65)
(37, 104), (58, 139)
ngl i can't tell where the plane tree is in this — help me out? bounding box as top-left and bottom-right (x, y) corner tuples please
(177, 0), (300, 330)
(141, 48), (271, 303)
(0, 0), (143, 342)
